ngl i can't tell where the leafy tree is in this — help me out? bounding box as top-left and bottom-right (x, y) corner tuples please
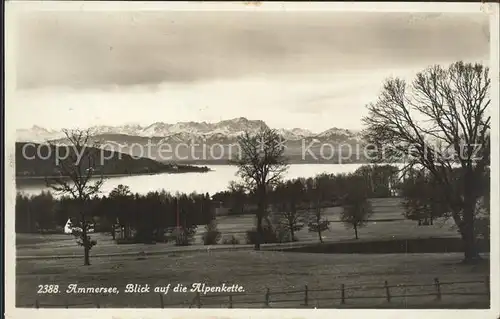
(233, 127), (289, 250)
(363, 61), (490, 263)
(30, 191), (57, 232)
(109, 184), (132, 197)
(355, 165), (399, 197)
(15, 193), (34, 233)
(201, 192), (215, 224)
(134, 191), (163, 243)
(54, 195), (74, 228)
(109, 184), (133, 239)
(227, 181), (247, 215)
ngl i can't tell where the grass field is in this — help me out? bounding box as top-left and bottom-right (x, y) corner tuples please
(16, 198), (460, 258)
(16, 251), (489, 308)
(16, 197), (488, 309)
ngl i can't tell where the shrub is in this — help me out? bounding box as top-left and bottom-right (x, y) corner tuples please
(154, 230), (170, 243)
(222, 235), (240, 245)
(203, 220), (221, 245)
(475, 217), (490, 240)
(168, 226), (197, 246)
(245, 229), (259, 244)
(245, 227), (279, 245)
(274, 224), (291, 243)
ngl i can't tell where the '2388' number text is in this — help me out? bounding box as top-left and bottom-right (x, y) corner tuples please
(37, 285), (60, 294)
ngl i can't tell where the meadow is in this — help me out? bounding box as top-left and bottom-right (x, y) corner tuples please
(16, 198), (460, 258)
(16, 251), (489, 308)
(15, 197), (489, 309)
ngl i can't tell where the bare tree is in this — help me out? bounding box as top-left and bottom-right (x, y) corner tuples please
(363, 61), (490, 263)
(46, 129), (105, 266)
(341, 197), (373, 240)
(398, 169), (447, 225)
(278, 205), (305, 242)
(305, 178), (331, 244)
(272, 200), (305, 243)
(270, 181), (306, 242)
(233, 127), (289, 250)
(307, 205), (330, 244)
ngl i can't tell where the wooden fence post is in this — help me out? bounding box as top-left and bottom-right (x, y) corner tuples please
(228, 295), (233, 308)
(196, 292), (201, 308)
(485, 275), (490, 295)
(384, 280), (391, 302)
(159, 294), (164, 308)
(304, 285), (309, 307)
(265, 288), (270, 307)
(434, 278), (441, 301)
(341, 284), (345, 305)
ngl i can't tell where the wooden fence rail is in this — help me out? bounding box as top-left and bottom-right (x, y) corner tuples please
(33, 276), (489, 309)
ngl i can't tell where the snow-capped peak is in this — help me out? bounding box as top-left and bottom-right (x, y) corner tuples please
(317, 127), (353, 138)
(16, 118), (362, 144)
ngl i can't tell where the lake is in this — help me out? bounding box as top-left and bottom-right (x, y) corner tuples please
(16, 163), (370, 196)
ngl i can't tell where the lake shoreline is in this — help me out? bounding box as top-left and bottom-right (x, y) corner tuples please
(15, 169), (213, 184)
(16, 163), (390, 196)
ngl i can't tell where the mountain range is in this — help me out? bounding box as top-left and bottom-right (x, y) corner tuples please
(16, 118), (366, 164)
(17, 117), (362, 143)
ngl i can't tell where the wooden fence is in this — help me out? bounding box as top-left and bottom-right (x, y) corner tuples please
(34, 276), (490, 309)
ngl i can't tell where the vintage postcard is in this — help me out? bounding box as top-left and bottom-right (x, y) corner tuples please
(3, 1), (499, 319)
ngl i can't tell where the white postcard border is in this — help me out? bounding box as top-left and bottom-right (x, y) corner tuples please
(4, 2), (499, 319)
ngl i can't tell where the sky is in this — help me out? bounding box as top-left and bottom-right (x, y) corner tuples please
(12, 10), (490, 132)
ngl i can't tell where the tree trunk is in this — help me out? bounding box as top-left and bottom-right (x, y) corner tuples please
(354, 225), (358, 239)
(290, 226), (295, 242)
(81, 215), (91, 266)
(255, 214), (263, 250)
(84, 246), (90, 266)
(461, 170), (481, 264)
(461, 203), (480, 263)
(318, 228), (323, 243)
(126, 225), (131, 239)
(255, 185), (267, 250)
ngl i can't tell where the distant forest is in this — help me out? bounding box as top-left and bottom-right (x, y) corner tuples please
(15, 142), (210, 178)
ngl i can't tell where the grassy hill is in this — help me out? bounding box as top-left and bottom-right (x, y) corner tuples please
(15, 142), (210, 179)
